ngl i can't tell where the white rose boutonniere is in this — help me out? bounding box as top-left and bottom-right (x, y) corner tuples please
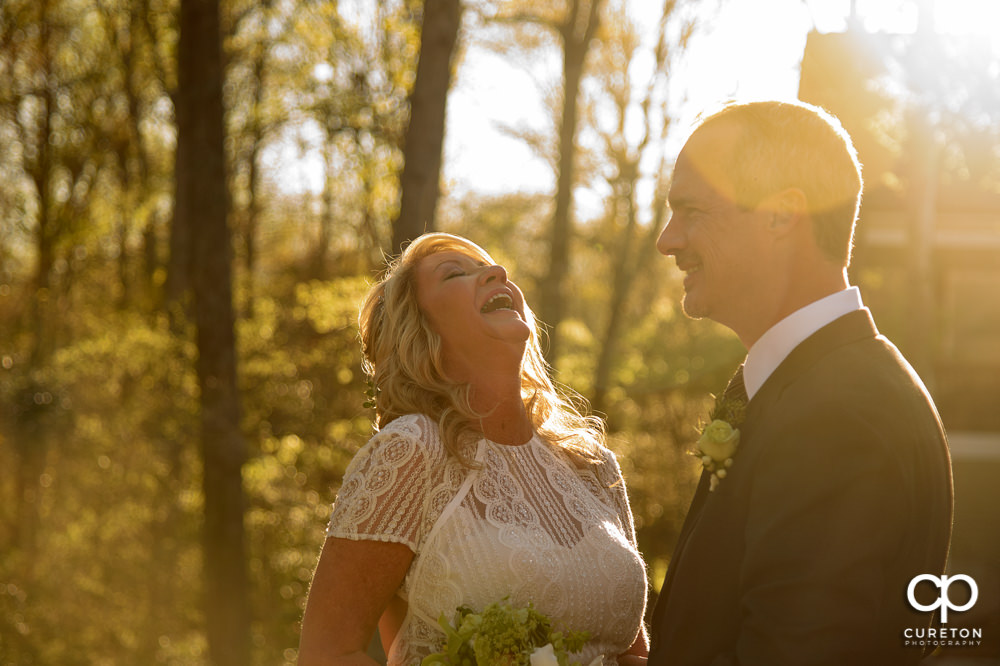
(698, 419), (739, 460)
(694, 391), (747, 491)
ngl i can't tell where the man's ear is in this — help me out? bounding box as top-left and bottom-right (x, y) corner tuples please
(763, 188), (807, 234)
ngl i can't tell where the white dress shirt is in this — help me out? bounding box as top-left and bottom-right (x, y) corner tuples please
(742, 287), (864, 400)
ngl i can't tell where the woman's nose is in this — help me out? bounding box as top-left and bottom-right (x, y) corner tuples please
(479, 264), (507, 284)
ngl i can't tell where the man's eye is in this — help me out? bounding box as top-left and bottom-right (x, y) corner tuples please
(677, 208), (703, 222)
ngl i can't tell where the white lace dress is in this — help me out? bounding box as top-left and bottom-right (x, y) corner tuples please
(327, 413), (648, 666)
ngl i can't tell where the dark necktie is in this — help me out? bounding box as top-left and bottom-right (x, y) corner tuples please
(722, 364), (748, 405)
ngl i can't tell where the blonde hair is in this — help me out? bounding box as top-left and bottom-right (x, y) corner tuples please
(359, 232), (604, 466)
(698, 100), (863, 265)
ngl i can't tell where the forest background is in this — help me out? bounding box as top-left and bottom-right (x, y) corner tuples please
(2, 0), (999, 664)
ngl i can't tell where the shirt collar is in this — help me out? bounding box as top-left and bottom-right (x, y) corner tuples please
(742, 287), (864, 400)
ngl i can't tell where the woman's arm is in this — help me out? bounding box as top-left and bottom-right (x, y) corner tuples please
(618, 624), (649, 665)
(298, 536), (414, 666)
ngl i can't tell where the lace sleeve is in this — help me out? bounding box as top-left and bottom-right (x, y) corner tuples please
(327, 415), (446, 552)
(593, 448), (640, 547)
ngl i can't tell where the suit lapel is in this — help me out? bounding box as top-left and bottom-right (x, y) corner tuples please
(654, 471), (710, 604)
(749, 308), (879, 411)
(652, 308), (880, 630)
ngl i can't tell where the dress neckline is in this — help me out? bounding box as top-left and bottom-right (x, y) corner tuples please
(483, 432), (538, 449)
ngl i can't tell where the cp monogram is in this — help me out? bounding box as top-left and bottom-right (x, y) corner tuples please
(907, 574), (979, 623)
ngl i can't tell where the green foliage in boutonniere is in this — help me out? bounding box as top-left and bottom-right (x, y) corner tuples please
(694, 393), (747, 491)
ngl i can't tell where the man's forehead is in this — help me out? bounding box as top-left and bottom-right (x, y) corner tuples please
(670, 123), (742, 203)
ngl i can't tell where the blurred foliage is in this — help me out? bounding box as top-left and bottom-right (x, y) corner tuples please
(799, 24), (1000, 432)
(8, 0), (999, 661)
(23, 0), (1000, 664)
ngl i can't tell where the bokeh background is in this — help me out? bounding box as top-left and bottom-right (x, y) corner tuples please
(1, 0), (998, 664)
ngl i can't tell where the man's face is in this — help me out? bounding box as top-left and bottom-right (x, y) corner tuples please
(657, 124), (772, 328)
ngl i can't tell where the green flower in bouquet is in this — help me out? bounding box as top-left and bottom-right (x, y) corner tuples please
(421, 598), (598, 666)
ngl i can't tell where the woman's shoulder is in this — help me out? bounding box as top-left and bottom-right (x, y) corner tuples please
(365, 413), (449, 461)
(560, 440), (625, 493)
(592, 443), (623, 477)
(376, 412), (436, 438)
(544, 436), (621, 481)
(592, 442), (618, 465)
(338, 414), (452, 492)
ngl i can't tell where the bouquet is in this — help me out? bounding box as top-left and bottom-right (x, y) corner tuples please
(421, 598), (602, 666)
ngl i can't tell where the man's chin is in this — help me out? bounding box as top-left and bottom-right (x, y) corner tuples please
(681, 294), (708, 320)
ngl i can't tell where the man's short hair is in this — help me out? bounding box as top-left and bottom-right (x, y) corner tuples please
(696, 100), (863, 266)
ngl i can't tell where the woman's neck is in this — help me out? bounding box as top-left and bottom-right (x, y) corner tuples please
(468, 373), (533, 446)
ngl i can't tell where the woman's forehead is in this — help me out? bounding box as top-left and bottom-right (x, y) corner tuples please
(425, 242), (493, 265)
(416, 252), (484, 287)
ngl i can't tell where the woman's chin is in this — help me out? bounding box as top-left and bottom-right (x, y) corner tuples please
(485, 315), (531, 342)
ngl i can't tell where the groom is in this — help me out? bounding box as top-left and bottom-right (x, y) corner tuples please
(647, 101), (953, 665)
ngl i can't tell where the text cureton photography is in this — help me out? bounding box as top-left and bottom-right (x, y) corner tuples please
(904, 573), (985, 649)
(903, 627), (984, 648)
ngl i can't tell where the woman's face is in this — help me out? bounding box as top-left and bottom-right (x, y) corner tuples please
(414, 249), (530, 381)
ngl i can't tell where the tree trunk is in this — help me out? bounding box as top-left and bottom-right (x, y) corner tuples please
(15, 0), (55, 569)
(143, 218), (161, 307)
(537, 0), (604, 363)
(317, 124), (336, 277)
(28, 0), (55, 368)
(175, 0), (250, 663)
(166, 157), (194, 309)
(244, 139), (261, 317)
(242, 50), (265, 318)
(117, 210), (131, 309)
(114, 0), (155, 311)
(593, 183), (666, 416)
(390, 0), (462, 255)
(592, 179), (637, 415)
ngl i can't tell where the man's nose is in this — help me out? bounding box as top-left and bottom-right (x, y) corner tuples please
(656, 215), (682, 256)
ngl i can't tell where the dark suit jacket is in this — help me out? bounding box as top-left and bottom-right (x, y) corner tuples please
(648, 309), (953, 666)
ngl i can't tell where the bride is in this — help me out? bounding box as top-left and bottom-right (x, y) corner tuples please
(298, 233), (648, 666)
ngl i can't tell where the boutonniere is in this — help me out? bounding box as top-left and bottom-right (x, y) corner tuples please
(694, 392), (747, 491)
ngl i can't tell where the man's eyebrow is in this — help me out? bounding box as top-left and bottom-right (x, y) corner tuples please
(668, 191), (705, 208)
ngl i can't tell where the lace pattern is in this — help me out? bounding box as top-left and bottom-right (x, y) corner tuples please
(328, 414), (647, 665)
